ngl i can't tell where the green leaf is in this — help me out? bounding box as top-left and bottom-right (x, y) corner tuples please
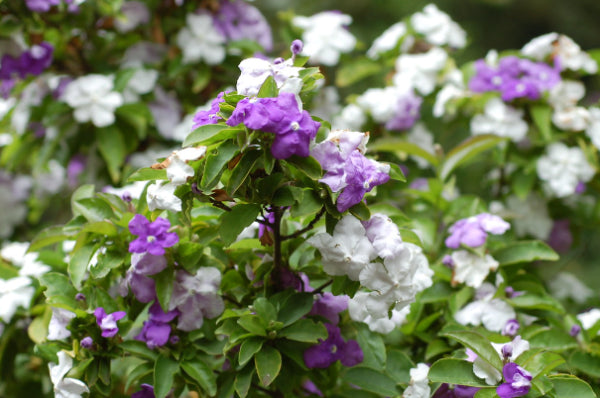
(237, 316), (266, 336)
(349, 201), (371, 220)
(369, 139), (439, 168)
(253, 298), (277, 323)
(473, 388), (497, 398)
(116, 102), (151, 139)
(127, 168), (167, 182)
(234, 365), (254, 398)
(119, 340), (158, 361)
(277, 292), (314, 326)
(97, 126), (127, 183)
(69, 244), (96, 290)
(548, 374), (596, 398)
(507, 294), (564, 313)
(279, 319), (326, 343)
(201, 141), (239, 190)
(238, 337), (265, 366)
(89, 249), (123, 279)
(440, 134), (506, 181)
(530, 104), (552, 142)
(226, 150), (262, 195)
(388, 162), (407, 182)
(284, 155), (323, 179)
(184, 124), (229, 146)
(254, 346), (281, 387)
(29, 225), (77, 251)
(154, 266), (174, 313)
(174, 242), (205, 274)
(386, 350), (413, 384)
(81, 221), (118, 237)
(356, 323), (386, 370)
(341, 367), (400, 397)
(74, 197), (115, 222)
(219, 204), (261, 246)
(124, 361), (153, 392)
(517, 349), (565, 378)
(39, 272), (78, 300)
(442, 330), (503, 370)
(425, 339), (452, 360)
(180, 360), (217, 396)
(428, 358), (490, 387)
(154, 355), (179, 398)
(493, 241), (558, 266)
(335, 58), (381, 87)
(257, 75), (278, 98)
(568, 351), (600, 378)
(528, 328), (578, 351)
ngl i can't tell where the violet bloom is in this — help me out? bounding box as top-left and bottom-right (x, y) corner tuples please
(258, 211), (275, 239)
(80, 336), (93, 349)
(547, 219), (573, 253)
(192, 91), (227, 129)
(67, 154), (86, 187)
(432, 383), (480, 398)
(0, 42), (53, 80)
(25, 0), (60, 12)
(128, 214), (179, 256)
(336, 151), (390, 212)
(309, 292), (349, 324)
(135, 301), (179, 349)
(227, 93), (321, 159)
(570, 324), (581, 337)
(385, 93), (423, 131)
(445, 213), (510, 249)
(496, 363), (532, 398)
(302, 380), (323, 397)
(291, 40), (304, 56)
(94, 307), (126, 338)
(303, 324), (363, 369)
(212, 0), (273, 51)
(132, 384), (155, 398)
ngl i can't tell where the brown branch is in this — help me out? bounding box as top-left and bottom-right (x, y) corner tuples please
(280, 207), (325, 241)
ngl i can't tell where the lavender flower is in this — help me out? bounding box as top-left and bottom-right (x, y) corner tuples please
(135, 302), (179, 349)
(547, 219), (573, 253)
(570, 324), (581, 337)
(0, 42), (54, 81)
(128, 214), (179, 256)
(25, 0), (60, 12)
(445, 213), (510, 249)
(80, 336), (93, 349)
(303, 324), (363, 369)
(309, 292), (349, 324)
(93, 307), (126, 338)
(191, 91), (227, 129)
(336, 151), (390, 212)
(291, 40), (304, 56)
(212, 0), (273, 51)
(496, 363), (532, 398)
(132, 384), (155, 398)
(384, 92), (423, 131)
(432, 383), (480, 398)
(502, 319), (520, 337)
(227, 93), (320, 159)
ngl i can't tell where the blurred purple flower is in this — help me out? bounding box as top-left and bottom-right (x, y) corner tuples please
(128, 214), (178, 256)
(67, 154), (86, 187)
(94, 307), (126, 338)
(80, 336), (93, 349)
(303, 324), (363, 368)
(0, 42), (53, 80)
(547, 219), (572, 253)
(385, 92), (422, 131)
(309, 292), (349, 324)
(25, 0), (60, 12)
(302, 379), (323, 397)
(445, 213), (510, 249)
(192, 91), (227, 129)
(135, 301), (179, 349)
(212, 0), (273, 51)
(496, 363), (532, 398)
(132, 384), (155, 398)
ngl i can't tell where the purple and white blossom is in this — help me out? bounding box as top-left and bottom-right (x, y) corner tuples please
(47, 307), (76, 340)
(93, 307), (126, 338)
(114, 1), (150, 33)
(212, 0), (272, 51)
(446, 213), (510, 249)
(80, 336), (93, 349)
(303, 323), (363, 369)
(236, 57), (303, 97)
(192, 91), (227, 129)
(128, 214), (179, 256)
(496, 363), (532, 398)
(521, 33), (597, 74)
(0, 42), (54, 82)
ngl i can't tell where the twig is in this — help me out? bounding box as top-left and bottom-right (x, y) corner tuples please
(280, 207), (326, 241)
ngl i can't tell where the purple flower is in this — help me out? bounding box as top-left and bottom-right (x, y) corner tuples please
(75, 293), (86, 301)
(212, 0), (273, 51)
(25, 0), (60, 12)
(135, 302), (179, 349)
(128, 214), (179, 256)
(80, 336), (93, 349)
(547, 219), (572, 253)
(67, 154), (86, 187)
(385, 93), (423, 131)
(302, 380), (323, 397)
(258, 210), (275, 239)
(445, 213), (510, 249)
(227, 93), (320, 159)
(496, 363), (532, 398)
(502, 319), (520, 337)
(336, 151), (390, 212)
(309, 293), (349, 324)
(291, 40), (304, 56)
(132, 384), (155, 398)
(192, 91), (228, 129)
(433, 384), (480, 398)
(570, 324), (581, 337)
(0, 42), (53, 80)
(303, 324), (363, 369)
(94, 307), (126, 338)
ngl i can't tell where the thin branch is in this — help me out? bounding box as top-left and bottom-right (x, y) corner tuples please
(311, 279), (333, 295)
(280, 207), (326, 241)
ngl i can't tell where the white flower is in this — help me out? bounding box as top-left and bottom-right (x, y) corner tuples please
(348, 291), (410, 334)
(62, 74), (124, 127)
(1, 241), (50, 277)
(236, 57), (302, 97)
(176, 13), (226, 65)
(473, 357), (502, 385)
(35, 159), (66, 195)
(121, 67), (159, 103)
(367, 22), (411, 59)
(577, 309), (600, 334)
(451, 250), (498, 288)
(411, 4), (466, 48)
(114, 1), (150, 33)
(292, 11), (356, 66)
(0, 96), (15, 120)
(164, 146), (207, 185)
(103, 181), (148, 200)
(0, 276), (34, 322)
(434, 69), (466, 118)
(331, 104), (366, 131)
(147, 181), (182, 212)
(47, 307), (76, 340)
(11, 78), (48, 134)
(455, 283), (516, 332)
(470, 98), (528, 142)
(537, 142), (595, 198)
(407, 123), (435, 169)
(311, 86), (341, 121)
(394, 47), (448, 95)
(585, 107), (600, 150)
(49, 351), (89, 398)
(548, 272), (593, 304)
(362, 213), (404, 258)
(403, 363), (431, 398)
(492, 336), (530, 361)
(308, 215), (377, 280)
(0, 173), (31, 238)
(505, 194), (553, 240)
(357, 85), (415, 124)
(521, 33), (597, 73)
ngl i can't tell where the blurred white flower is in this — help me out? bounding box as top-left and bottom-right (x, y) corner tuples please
(455, 283), (516, 332)
(451, 250), (498, 288)
(147, 181), (182, 212)
(0, 276), (34, 322)
(537, 142), (594, 198)
(403, 363), (430, 398)
(176, 13), (226, 65)
(62, 74), (124, 127)
(49, 351), (89, 398)
(549, 272), (594, 304)
(411, 4), (466, 48)
(521, 33), (597, 73)
(367, 22), (411, 59)
(394, 47), (448, 95)
(470, 98), (528, 142)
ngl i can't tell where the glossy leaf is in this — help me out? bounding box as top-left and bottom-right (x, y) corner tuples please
(219, 204), (261, 246)
(255, 346), (281, 387)
(440, 134), (506, 181)
(428, 358), (490, 387)
(154, 355), (179, 398)
(180, 360), (217, 396)
(492, 241), (558, 266)
(342, 366), (400, 396)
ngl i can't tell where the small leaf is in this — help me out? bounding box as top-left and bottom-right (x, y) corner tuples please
(386, 349), (413, 384)
(356, 323), (386, 370)
(154, 266), (174, 313)
(75, 197), (115, 222)
(234, 365), (254, 398)
(528, 328), (578, 351)
(180, 360), (217, 396)
(442, 330), (503, 370)
(428, 358), (490, 387)
(530, 104), (552, 142)
(342, 366), (400, 396)
(39, 272), (78, 301)
(569, 351), (600, 378)
(369, 139), (439, 168)
(507, 294), (564, 314)
(69, 244), (97, 290)
(279, 319), (327, 343)
(201, 141), (239, 190)
(127, 168), (167, 182)
(237, 316), (266, 336)
(440, 134), (506, 181)
(119, 340), (159, 361)
(517, 348), (565, 378)
(219, 204), (261, 246)
(30, 226), (77, 251)
(493, 241), (558, 266)
(254, 346), (281, 387)
(238, 337), (264, 366)
(257, 75), (278, 98)
(277, 292), (314, 326)
(184, 124), (230, 146)
(473, 388), (497, 398)
(226, 150), (262, 196)
(284, 155), (323, 179)
(154, 355), (179, 398)
(97, 126), (127, 183)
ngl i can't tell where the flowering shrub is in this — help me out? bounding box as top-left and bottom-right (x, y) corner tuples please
(1, 1), (600, 398)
